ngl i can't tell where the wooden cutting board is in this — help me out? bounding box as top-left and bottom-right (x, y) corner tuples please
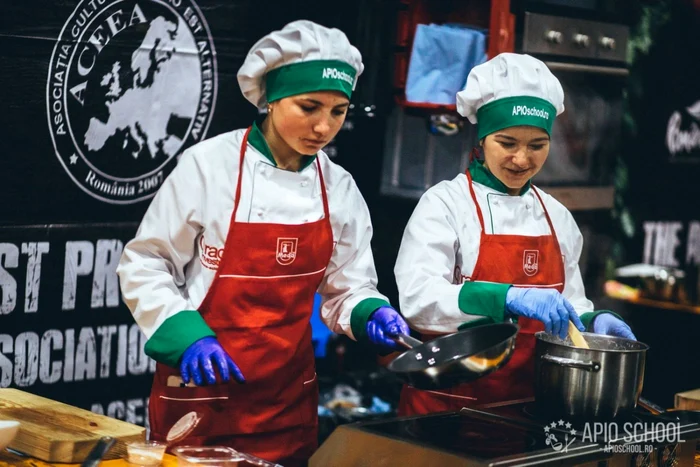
(675, 388), (700, 410)
(0, 388), (145, 463)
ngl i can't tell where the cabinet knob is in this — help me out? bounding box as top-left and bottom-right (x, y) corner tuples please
(599, 36), (616, 50)
(545, 30), (563, 44)
(573, 33), (590, 48)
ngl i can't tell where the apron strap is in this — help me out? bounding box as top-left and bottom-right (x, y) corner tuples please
(316, 157), (330, 219)
(465, 168), (486, 233)
(232, 126), (253, 221)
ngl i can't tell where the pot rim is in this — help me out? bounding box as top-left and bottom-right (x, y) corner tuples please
(535, 331), (650, 353)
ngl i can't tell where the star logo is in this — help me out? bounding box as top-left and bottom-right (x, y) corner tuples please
(544, 420), (577, 453)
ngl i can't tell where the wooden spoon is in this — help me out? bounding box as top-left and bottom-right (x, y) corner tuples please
(568, 321), (590, 349)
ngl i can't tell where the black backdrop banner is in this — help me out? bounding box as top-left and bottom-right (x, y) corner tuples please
(1, 0), (392, 428)
(0, 223), (154, 426)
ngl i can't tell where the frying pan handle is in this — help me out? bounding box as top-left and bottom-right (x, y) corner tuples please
(638, 396), (665, 415)
(541, 354), (600, 372)
(392, 333), (423, 349)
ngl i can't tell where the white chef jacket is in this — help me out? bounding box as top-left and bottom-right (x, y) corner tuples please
(394, 166), (595, 334)
(117, 126), (389, 344)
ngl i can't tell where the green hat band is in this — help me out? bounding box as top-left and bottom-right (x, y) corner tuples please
(265, 59), (356, 103)
(476, 96), (557, 140)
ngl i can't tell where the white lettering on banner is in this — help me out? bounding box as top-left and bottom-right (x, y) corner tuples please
(666, 100), (700, 159)
(97, 326), (117, 378)
(0, 324), (155, 388)
(687, 222), (700, 265)
(40, 330), (63, 384)
(14, 332), (39, 387)
(63, 241), (94, 310)
(642, 221), (683, 267)
(92, 239), (123, 308)
(512, 105), (550, 120)
(74, 327), (97, 381)
(322, 68), (354, 85)
(62, 240), (122, 310)
(91, 397), (149, 428)
(0, 244), (19, 314)
(22, 242), (50, 313)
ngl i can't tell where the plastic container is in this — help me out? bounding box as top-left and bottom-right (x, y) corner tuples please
(172, 446), (245, 466)
(125, 440), (167, 466)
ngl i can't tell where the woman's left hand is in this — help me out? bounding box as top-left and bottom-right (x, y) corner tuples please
(592, 314), (636, 340)
(366, 306), (410, 351)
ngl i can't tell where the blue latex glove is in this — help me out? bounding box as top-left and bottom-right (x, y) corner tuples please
(505, 287), (585, 340)
(366, 306), (410, 351)
(180, 337), (246, 386)
(592, 314), (636, 340)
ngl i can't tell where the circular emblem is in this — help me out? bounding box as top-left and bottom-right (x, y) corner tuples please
(47, 0), (217, 204)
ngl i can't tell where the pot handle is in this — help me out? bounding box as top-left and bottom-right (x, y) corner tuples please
(541, 354), (601, 372)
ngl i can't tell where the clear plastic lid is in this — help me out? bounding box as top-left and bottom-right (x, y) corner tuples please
(172, 446), (283, 467)
(166, 411), (201, 444)
(172, 446), (245, 463)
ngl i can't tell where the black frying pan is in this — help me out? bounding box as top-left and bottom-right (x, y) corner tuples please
(637, 397), (700, 425)
(386, 323), (519, 390)
(638, 397), (700, 425)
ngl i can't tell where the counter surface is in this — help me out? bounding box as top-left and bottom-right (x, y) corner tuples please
(0, 449), (179, 466)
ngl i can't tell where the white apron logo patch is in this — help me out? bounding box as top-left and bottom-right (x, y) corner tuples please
(523, 250), (539, 276)
(276, 238), (298, 266)
(47, 0), (217, 204)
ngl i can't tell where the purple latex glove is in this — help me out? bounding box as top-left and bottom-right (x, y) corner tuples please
(366, 306), (410, 351)
(505, 287), (585, 340)
(180, 337), (246, 386)
(592, 314), (636, 340)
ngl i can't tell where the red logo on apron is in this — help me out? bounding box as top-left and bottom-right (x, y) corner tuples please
(276, 238), (298, 265)
(523, 250), (539, 276)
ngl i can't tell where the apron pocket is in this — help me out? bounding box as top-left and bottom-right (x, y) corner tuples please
(157, 383), (232, 439)
(298, 369), (318, 427)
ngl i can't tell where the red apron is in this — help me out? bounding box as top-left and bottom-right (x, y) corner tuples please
(148, 127), (333, 466)
(398, 168), (565, 416)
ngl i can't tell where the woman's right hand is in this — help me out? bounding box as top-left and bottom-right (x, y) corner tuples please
(180, 337), (246, 385)
(505, 287), (584, 340)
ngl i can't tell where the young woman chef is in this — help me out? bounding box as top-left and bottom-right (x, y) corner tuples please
(117, 19), (409, 466)
(393, 53), (635, 416)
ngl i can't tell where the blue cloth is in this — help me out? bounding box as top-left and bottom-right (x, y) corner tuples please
(405, 23), (487, 106)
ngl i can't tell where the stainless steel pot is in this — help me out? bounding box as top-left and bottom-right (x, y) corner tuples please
(534, 331), (649, 420)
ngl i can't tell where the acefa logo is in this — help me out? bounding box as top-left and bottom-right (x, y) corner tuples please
(47, 0), (217, 204)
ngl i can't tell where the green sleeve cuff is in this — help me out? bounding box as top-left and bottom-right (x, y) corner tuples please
(458, 282), (511, 323)
(144, 310), (216, 367)
(350, 298), (391, 342)
(579, 310), (624, 331)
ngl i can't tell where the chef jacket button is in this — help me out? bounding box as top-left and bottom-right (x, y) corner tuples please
(257, 211), (263, 217)
(301, 180), (308, 187)
(526, 204), (531, 210)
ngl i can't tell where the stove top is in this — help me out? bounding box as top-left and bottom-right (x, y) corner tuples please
(359, 409), (605, 466)
(311, 398), (700, 467)
(472, 398), (700, 445)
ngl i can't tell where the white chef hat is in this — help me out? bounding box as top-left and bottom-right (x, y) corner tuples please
(237, 20), (364, 109)
(456, 53), (564, 140)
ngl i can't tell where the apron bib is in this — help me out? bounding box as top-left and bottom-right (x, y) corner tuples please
(398, 169), (565, 415)
(148, 127), (333, 466)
